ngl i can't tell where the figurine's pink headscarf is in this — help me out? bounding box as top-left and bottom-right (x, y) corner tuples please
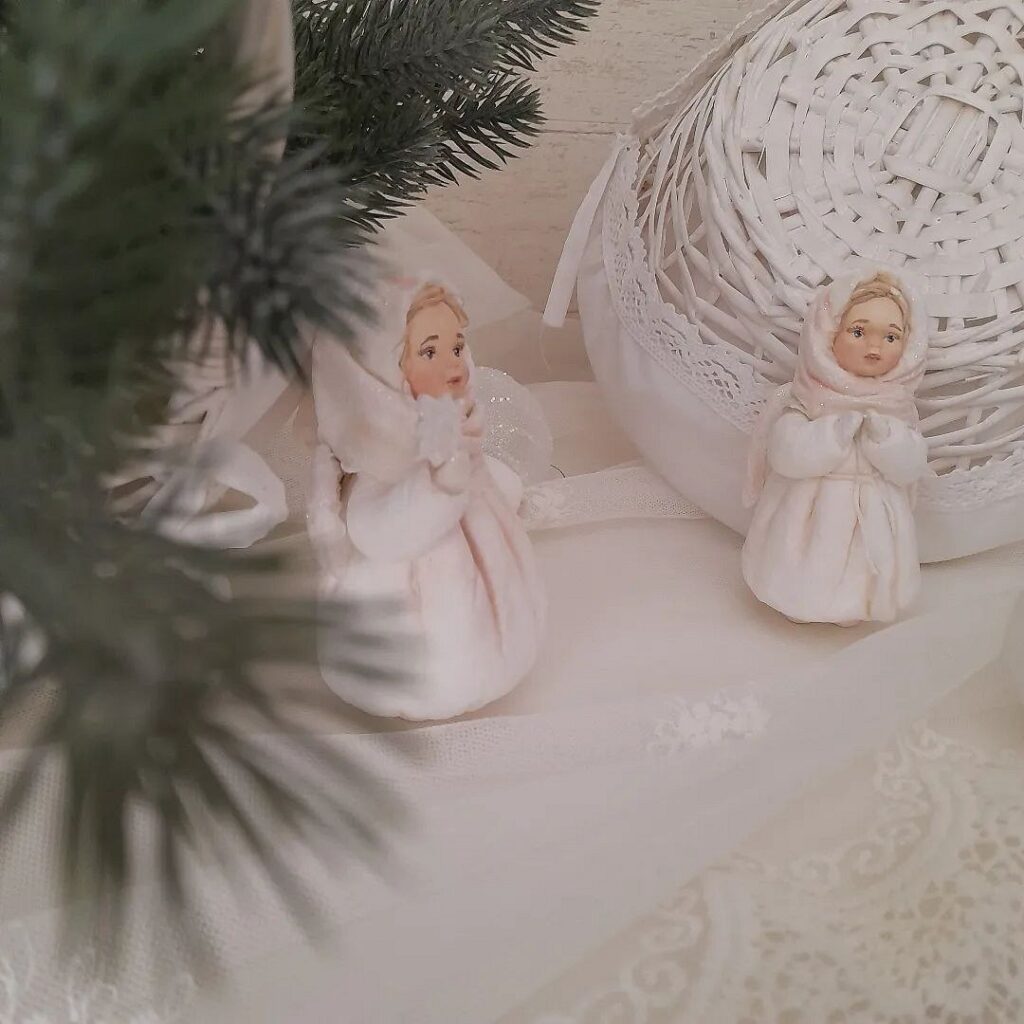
(312, 272), (474, 485)
(744, 268), (929, 506)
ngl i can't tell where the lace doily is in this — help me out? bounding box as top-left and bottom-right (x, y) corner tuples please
(522, 721), (1024, 1024)
(522, 463), (706, 531)
(0, 925), (194, 1024)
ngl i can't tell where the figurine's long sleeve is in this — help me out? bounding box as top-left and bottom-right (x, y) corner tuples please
(767, 410), (857, 479)
(346, 464), (470, 562)
(860, 416), (929, 487)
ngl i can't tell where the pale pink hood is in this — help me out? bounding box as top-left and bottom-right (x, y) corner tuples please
(312, 273), (473, 484)
(745, 268), (929, 506)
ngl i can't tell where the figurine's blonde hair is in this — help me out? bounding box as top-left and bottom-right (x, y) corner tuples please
(405, 283), (469, 331)
(842, 272), (911, 335)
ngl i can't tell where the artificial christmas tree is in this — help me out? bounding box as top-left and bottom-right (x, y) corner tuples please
(0, 0), (596, 964)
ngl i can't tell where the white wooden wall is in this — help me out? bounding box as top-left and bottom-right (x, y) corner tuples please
(425, 0), (751, 315)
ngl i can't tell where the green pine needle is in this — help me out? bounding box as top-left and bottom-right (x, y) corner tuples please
(294, 0), (501, 99)
(0, 0), (398, 968)
(438, 77), (545, 178)
(290, 0), (599, 231)
(495, 0), (601, 69)
(0, 417), (414, 968)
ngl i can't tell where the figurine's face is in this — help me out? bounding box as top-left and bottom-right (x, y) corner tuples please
(833, 296), (906, 378)
(400, 301), (469, 399)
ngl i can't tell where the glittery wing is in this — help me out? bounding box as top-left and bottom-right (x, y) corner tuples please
(475, 367), (554, 487)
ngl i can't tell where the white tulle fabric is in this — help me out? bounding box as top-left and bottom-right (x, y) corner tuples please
(475, 367), (555, 488)
(5, 213), (1024, 1023)
(516, 699), (1024, 1024)
(184, 557), (1024, 1024)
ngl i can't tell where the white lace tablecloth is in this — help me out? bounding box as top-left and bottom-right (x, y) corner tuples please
(4, 212), (1024, 1022)
(2, 377), (1023, 1024)
(503, 671), (1024, 1024)
(178, 382), (1024, 1024)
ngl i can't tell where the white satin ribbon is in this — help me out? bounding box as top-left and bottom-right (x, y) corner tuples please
(141, 438), (289, 549)
(522, 461), (706, 531)
(137, 344), (295, 549)
(543, 142), (625, 328)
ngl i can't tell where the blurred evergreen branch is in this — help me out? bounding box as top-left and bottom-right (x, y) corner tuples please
(292, 0), (599, 223)
(0, 0), (597, 973)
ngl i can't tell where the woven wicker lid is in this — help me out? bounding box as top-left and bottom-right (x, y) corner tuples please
(596, 0), (1024, 557)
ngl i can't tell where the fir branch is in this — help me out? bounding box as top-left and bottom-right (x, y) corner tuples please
(289, 0), (598, 233)
(294, 0), (501, 99)
(0, 0), (406, 965)
(0, 0), (600, 974)
(309, 79), (543, 223)
(492, 0), (601, 70)
(0, 412), (413, 967)
(0, 0), (371, 394)
(437, 77), (544, 180)
(0, 0), (243, 406)
(186, 123), (372, 376)
(293, 91), (448, 225)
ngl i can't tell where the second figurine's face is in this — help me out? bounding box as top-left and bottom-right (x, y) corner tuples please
(833, 296), (906, 378)
(401, 301), (470, 399)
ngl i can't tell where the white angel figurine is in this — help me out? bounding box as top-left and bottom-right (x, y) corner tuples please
(308, 275), (546, 720)
(742, 270), (930, 625)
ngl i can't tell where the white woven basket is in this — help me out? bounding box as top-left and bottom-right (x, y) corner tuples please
(551, 0), (1024, 562)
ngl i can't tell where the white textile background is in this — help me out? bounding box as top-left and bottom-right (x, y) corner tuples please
(185, 522), (1024, 1024)
(2, 213), (1023, 1024)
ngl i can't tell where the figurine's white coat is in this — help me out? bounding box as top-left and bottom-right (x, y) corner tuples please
(742, 271), (931, 625)
(742, 409), (928, 624)
(309, 276), (545, 720)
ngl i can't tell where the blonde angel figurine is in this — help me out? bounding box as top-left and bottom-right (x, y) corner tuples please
(308, 275), (546, 720)
(742, 270), (931, 625)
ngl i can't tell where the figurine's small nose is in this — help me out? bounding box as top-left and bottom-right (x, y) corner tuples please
(446, 360), (467, 389)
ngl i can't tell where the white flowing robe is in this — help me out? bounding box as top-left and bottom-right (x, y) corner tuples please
(315, 451), (545, 720)
(741, 410), (929, 625)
